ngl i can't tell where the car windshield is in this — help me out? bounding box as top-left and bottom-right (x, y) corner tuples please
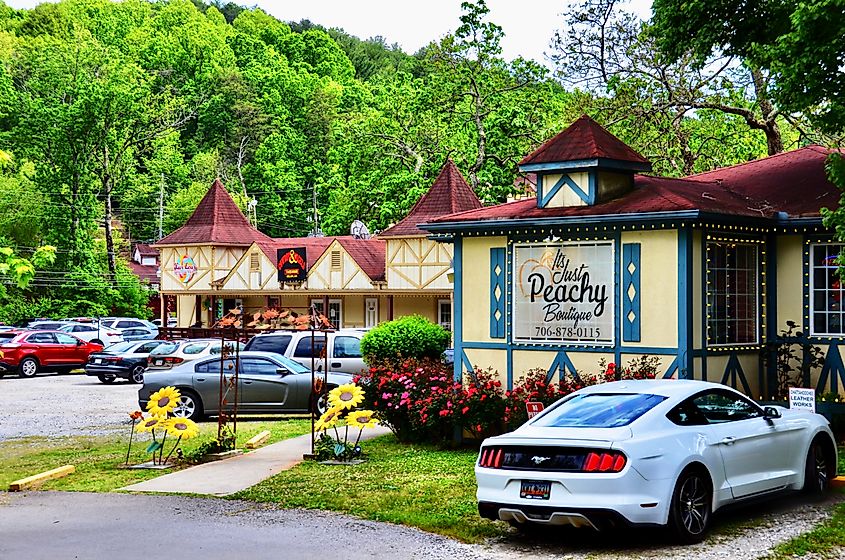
(150, 342), (179, 355)
(533, 393), (667, 428)
(103, 341), (136, 354)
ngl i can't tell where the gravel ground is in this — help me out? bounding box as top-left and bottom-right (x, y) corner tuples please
(0, 371), (139, 441)
(477, 492), (845, 560)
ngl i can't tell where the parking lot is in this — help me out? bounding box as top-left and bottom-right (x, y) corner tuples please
(0, 371), (139, 441)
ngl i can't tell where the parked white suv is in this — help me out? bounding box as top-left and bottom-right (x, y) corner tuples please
(59, 322), (124, 346)
(243, 330), (366, 375)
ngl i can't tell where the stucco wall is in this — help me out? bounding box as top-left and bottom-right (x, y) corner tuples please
(621, 229), (679, 348)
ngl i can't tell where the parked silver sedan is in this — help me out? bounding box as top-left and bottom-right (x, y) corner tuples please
(138, 351), (355, 421)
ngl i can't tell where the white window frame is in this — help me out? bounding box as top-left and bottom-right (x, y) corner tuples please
(311, 298), (343, 328)
(810, 243), (845, 337)
(365, 298), (378, 329)
(438, 299), (452, 332)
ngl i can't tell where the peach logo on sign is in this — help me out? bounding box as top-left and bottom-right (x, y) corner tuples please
(173, 254), (196, 284)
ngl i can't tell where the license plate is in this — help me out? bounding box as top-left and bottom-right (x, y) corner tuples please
(520, 480), (551, 500)
(93, 359), (102, 364)
(154, 359), (164, 366)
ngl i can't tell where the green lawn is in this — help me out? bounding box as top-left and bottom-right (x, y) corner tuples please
(233, 435), (510, 543)
(2, 422), (843, 548)
(0, 419), (312, 493)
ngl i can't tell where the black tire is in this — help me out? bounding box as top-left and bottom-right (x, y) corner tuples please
(97, 373), (116, 384)
(92, 339), (103, 346)
(668, 468), (712, 544)
(129, 365), (145, 384)
(803, 437), (833, 495)
(172, 390), (203, 421)
(18, 357), (39, 378)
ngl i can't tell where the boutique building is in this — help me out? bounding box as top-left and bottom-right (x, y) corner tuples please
(422, 115), (844, 399)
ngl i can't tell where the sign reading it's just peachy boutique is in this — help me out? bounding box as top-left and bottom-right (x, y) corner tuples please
(513, 241), (614, 345)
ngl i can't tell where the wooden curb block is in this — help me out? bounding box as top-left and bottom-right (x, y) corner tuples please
(832, 476), (845, 491)
(9, 465), (75, 491)
(244, 431), (271, 449)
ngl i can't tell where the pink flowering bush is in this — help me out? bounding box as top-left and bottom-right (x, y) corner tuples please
(356, 356), (659, 444)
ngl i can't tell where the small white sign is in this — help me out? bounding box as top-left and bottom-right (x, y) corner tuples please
(788, 387), (816, 412)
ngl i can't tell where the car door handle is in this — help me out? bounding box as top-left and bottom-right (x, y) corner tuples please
(196, 377), (205, 382)
(331, 362), (341, 368)
(720, 437), (736, 445)
(244, 381), (253, 384)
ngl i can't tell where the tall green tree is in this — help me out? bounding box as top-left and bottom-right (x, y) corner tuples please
(425, 0), (548, 200)
(550, 0), (806, 175)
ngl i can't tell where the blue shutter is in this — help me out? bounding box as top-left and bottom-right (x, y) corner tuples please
(489, 247), (506, 338)
(622, 243), (641, 342)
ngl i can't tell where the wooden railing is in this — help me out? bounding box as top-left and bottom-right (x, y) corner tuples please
(156, 326), (334, 343)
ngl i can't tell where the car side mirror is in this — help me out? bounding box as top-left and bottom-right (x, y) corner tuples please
(276, 368), (289, 376)
(763, 406), (782, 419)
(77, 339), (84, 346)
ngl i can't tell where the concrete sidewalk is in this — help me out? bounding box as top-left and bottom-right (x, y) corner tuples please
(121, 426), (391, 496)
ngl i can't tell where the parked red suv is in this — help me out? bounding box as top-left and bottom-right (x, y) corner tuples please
(0, 330), (104, 378)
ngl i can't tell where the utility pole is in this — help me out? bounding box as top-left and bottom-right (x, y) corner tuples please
(158, 173), (165, 240)
(310, 181), (322, 237)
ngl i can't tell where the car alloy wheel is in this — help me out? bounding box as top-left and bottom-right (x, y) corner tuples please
(804, 440), (831, 494)
(172, 392), (202, 421)
(670, 469), (711, 543)
(18, 358), (38, 378)
(314, 387), (335, 416)
(130, 365), (145, 384)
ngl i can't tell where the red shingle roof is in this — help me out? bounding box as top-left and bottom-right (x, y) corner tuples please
(379, 159), (482, 237)
(134, 243), (157, 256)
(688, 145), (837, 218)
(128, 261), (159, 284)
(426, 146), (838, 225)
(255, 236), (386, 282)
(520, 114), (651, 168)
(155, 179), (273, 246)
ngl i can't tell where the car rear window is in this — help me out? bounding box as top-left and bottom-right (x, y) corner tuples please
(183, 343), (210, 355)
(104, 342), (136, 354)
(333, 336), (361, 358)
(150, 342), (179, 355)
(532, 393), (667, 428)
(0, 332), (17, 341)
(244, 335), (292, 354)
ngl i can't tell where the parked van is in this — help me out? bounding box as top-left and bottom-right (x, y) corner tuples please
(243, 329), (366, 375)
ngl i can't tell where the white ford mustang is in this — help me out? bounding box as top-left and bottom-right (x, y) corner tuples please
(476, 379), (838, 543)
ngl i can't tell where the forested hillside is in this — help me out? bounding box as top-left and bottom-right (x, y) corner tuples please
(0, 0), (823, 320)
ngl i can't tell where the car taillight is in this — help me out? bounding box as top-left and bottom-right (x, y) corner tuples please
(107, 332), (121, 336)
(583, 451), (627, 473)
(104, 357), (121, 363)
(478, 446), (504, 468)
(165, 357), (183, 364)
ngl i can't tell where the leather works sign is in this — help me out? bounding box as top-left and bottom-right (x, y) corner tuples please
(277, 247), (307, 282)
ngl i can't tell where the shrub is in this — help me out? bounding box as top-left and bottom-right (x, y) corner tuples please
(360, 315), (450, 364)
(357, 358), (453, 443)
(358, 356), (660, 444)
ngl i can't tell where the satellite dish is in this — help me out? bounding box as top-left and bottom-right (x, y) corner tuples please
(350, 220), (370, 240)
